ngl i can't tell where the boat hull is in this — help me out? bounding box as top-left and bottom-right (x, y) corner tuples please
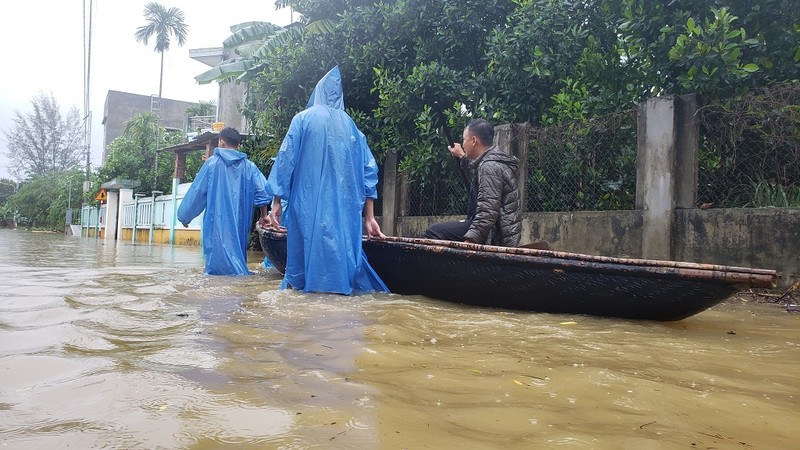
(258, 228), (777, 321)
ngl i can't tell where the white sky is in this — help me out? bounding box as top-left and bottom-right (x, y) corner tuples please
(0, 0), (294, 180)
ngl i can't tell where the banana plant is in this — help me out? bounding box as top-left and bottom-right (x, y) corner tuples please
(195, 18), (334, 85)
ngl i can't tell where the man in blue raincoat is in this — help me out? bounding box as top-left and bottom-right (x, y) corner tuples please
(178, 127), (271, 275)
(266, 66), (389, 295)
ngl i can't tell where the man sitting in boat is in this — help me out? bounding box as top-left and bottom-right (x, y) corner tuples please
(425, 119), (522, 247)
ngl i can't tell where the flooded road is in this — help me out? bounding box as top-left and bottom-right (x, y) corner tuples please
(0, 228), (797, 449)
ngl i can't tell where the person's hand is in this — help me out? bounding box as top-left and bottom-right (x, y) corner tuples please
(448, 142), (465, 159)
(269, 198), (283, 227)
(257, 215), (270, 230)
(365, 217), (385, 239)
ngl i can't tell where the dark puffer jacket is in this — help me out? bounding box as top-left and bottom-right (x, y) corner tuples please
(463, 146), (522, 246)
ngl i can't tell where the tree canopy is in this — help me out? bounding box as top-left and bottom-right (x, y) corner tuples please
(97, 112), (187, 196)
(2, 92), (84, 180)
(4, 169), (84, 230)
(232, 0), (797, 168)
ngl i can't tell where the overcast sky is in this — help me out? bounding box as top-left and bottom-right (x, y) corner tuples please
(0, 0), (294, 180)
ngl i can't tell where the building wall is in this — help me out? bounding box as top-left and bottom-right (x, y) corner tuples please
(218, 82), (247, 133)
(102, 90), (198, 161)
(115, 227), (200, 248)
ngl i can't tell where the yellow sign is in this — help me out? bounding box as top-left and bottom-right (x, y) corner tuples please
(95, 189), (107, 202)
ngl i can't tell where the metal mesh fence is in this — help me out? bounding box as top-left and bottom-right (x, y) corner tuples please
(396, 85), (798, 216)
(698, 83), (800, 208)
(526, 110), (638, 212)
(400, 109), (638, 216)
(404, 154), (469, 216)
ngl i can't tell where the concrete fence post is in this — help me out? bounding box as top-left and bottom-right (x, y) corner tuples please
(636, 95), (700, 260)
(381, 149), (399, 236)
(105, 190), (119, 242)
(675, 94), (699, 209)
(494, 123), (530, 211)
(117, 188), (133, 243)
(637, 96), (677, 260)
(512, 123), (530, 212)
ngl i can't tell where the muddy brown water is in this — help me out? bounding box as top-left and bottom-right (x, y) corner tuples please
(0, 229), (797, 449)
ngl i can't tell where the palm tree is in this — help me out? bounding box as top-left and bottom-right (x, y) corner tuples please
(194, 16), (335, 86)
(122, 112), (163, 191)
(134, 2), (188, 100)
(185, 100), (216, 118)
(122, 112), (162, 152)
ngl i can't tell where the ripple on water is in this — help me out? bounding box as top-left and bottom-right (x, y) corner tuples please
(2, 284), (67, 298)
(204, 404), (294, 445)
(0, 324), (78, 356)
(133, 283), (179, 295)
(0, 354), (112, 393)
(0, 295), (64, 312)
(62, 328), (119, 353)
(0, 304), (81, 329)
(2, 370), (211, 449)
(66, 292), (140, 307)
(144, 346), (220, 370)
(78, 308), (192, 336)
(2, 230), (799, 449)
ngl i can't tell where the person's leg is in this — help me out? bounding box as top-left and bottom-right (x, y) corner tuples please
(424, 220), (471, 241)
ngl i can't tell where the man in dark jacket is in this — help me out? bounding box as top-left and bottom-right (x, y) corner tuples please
(425, 119), (522, 247)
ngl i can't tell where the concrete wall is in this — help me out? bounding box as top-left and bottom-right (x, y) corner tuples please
(674, 208), (799, 288)
(118, 228), (186, 245)
(389, 209), (797, 289)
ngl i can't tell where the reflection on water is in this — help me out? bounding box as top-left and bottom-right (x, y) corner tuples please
(0, 229), (797, 449)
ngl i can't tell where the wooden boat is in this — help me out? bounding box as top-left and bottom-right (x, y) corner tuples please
(257, 227), (778, 321)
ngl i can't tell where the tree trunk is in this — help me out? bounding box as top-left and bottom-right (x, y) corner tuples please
(158, 51), (164, 100)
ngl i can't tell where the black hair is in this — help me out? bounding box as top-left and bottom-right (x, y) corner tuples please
(218, 127), (242, 147)
(465, 119), (493, 146)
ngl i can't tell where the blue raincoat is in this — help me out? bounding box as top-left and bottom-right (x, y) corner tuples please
(267, 66), (388, 294)
(178, 147), (270, 275)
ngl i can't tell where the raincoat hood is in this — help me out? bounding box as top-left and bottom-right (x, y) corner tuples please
(305, 66), (344, 110)
(214, 147), (247, 166)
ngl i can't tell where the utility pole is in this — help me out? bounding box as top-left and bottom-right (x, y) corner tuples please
(83, 0), (93, 203)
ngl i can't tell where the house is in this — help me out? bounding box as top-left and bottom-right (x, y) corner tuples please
(189, 47), (247, 133)
(101, 90), (198, 162)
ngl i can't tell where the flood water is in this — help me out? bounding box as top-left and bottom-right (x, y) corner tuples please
(0, 228), (797, 449)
